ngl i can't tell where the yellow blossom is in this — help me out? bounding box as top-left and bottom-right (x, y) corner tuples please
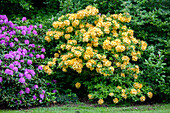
(45, 36), (51, 42)
(147, 92), (153, 98)
(140, 96), (146, 102)
(98, 99), (104, 105)
(88, 94), (93, 99)
(113, 98), (119, 104)
(75, 82), (81, 89)
(134, 74), (138, 79)
(132, 56), (138, 61)
(117, 86), (122, 89)
(54, 53), (59, 58)
(130, 89), (137, 95)
(109, 93), (114, 97)
(65, 34), (71, 40)
(121, 73), (125, 77)
(66, 26), (73, 33)
(121, 93), (127, 99)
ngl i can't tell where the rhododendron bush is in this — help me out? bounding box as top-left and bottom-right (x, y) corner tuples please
(43, 6), (153, 104)
(0, 15), (56, 108)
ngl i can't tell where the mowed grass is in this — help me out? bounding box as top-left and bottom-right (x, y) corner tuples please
(0, 103), (170, 113)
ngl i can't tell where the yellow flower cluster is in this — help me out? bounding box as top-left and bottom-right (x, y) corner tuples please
(147, 92), (153, 98)
(44, 5), (147, 76)
(75, 82), (81, 89)
(109, 93), (114, 97)
(98, 99), (104, 105)
(140, 96), (146, 102)
(41, 58), (57, 75)
(88, 94), (94, 99)
(43, 5), (152, 105)
(113, 98), (119, 104)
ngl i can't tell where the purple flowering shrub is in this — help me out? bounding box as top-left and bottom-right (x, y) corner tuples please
(0, 15), (56, 108)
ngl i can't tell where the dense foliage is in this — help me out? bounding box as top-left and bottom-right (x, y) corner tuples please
(0, 0), (169, 108)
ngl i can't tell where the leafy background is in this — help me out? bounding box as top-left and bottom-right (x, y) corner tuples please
(0, 0), (169, 108)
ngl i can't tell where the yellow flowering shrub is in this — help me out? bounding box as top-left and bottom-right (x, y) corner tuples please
(43, 5), (153, 105)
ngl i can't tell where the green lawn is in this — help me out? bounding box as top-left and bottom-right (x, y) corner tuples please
(0, 103), (170, 113)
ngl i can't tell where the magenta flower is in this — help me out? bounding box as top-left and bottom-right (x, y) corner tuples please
(19, 77), (25, 83)
(40, 94), (44, 99)
(33, 30), (37, 35)
(29, 54), (33, 58)
(39, 100), (42, 103)
(0, 77), (2, 82)
(19, 90), (24, 95)
(9, 64), (14, 69)
(39, 24), (42, 28)
(29, 44), (35, 48)
(53, 89), (57, 93)
(34, 25), (37, 29)
(5, 69), (13, 75)
(27, 30), (31, 34)
(0, 40), (5, 45)
(4, 54), (14, 59)
(0, 59), (2, 65)
(1, 26), (5, 31)
(27, 60), (32, 65)
(22, 17), (27, 21)
(24, 40), (29, 44)
(20, 60), (24, 63)
(5, 36), (10, 41)
(25, 74), (31, 80)
(41, 48), (45, 52)
(19, 73), (24, 77)
(28, 69), (35, 76)
(52, 80), (57, 83)
(17, 48), (22, 52)
(4, 19), (8, 24)
(15, 55), (20, 60)
(38, 65), (43, 70)
(29, 25), (33, 30)
(36, 54), (40, 58)
(9, 42), (14, 47)
(34, 84), (38, 89)
(25, 88), (30, 93)
(42, 90), (45, 94)
(13, 67), (18, 72)
(22, 30), (26, 35)
(40, 54), (45, 59)
(13, 61), (20, 65)
(33, 95), (37, 100)
(0, 20), (3, 24)
(14, 38), (18, 42)
(32, 50), (35, 53)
